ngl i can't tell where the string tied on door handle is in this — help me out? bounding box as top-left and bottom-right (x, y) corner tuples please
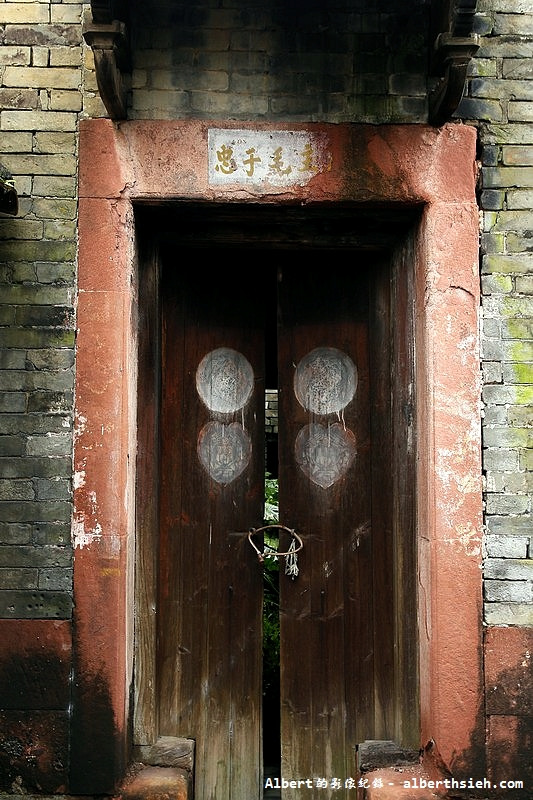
(247, 524), (303, 579)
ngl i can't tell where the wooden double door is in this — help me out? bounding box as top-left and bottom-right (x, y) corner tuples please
(150, 252), (417, 800)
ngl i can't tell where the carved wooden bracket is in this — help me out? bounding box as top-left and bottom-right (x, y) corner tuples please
(83, 0), (130, 119)
(429, 0), (479, 126)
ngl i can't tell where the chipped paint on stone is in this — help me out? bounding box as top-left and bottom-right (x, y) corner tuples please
(72, 514), (102, 549)
(73, 470), (86, 489)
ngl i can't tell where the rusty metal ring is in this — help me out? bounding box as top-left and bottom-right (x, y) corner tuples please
(247, 524), (303, 562)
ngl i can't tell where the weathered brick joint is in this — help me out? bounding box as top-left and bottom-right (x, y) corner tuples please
(0, 0), (531, 798)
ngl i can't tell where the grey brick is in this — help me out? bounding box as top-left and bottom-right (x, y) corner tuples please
(0, 393), (26, 413)
(0, 523), (32, 545)
(487, 515), (533, 536)
(485, 558), (533, 581)
(0, 545), (71, 569)
(0, 480), (34, 501)
(0, 500), (71, 524)
(0, 568), (38, 590)
(485, 579), (532, 603)
(38, 568), (72, 592)
(0, 457), (72, 479)
(485, 492), (531, 514)
(485, 602), (533, 625)
(26, 433), (72, 457)
(0, 590), (72, 619)
(485, 534), (529, 558)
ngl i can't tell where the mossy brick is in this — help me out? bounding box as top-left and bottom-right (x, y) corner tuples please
(0, 46), (31, 66)
(502, 361), (533, 383)
(0, 393), (26, 414)
(507, 189), (533, 209)
(33, 175), (76, 198)
(0, 350), (26, 370)
(506, 232), (533, 252)
(487, 515), (533, 537)
(502, 296), (533, 317)
(26, 349), (74, 370)
(485, 535), (529, 559)
(483, 253), (533, 274)
(38, 568), (73, 592)
(35, 261), (76, 284)
(43, 219), (77, 240)
(0, 523), (32, 545)
(25, 432), (72, 458)
(485, 580), (532, 603)
(515, 275), (533, 293)
(454, 96), (504, 122)
(4, 24), (82, 48)
(509, 101), (533, 122)
(480, 231), (505, 253)
(0, 435), (25, 456)
(485, 492), (530, 515)
(481, 189), (505, 210)
(0, 414), (72, 436)
(27, 391), (73, 414)
(483, 425), (533, 448)
(51, 4), (83, 24)
(1, 132), (33, 152)
(0, 479), (34, 501)
(0, 306), (16, 325)
(1, 110), (77, 132)
(3, 67), (80, 89)
(0, 544), (70, 571)
(502, 146), (533, 166)
(481, 274), (513, 294)
(1, 370), (74, 392)
(471, 78), (533, 101)
(1, 4), (50, 24)
(32, 521), (71, 546)
(0, 456), (72, 480)
(0, 240), (76, 262)
(485, 603), (533, 625)
(6, 153), (77, 176)
(0, 568), (38, 590)
(0, 329), (75, 350)
(50, 45), (83, 68)
(0, 590), (73, 619)
(32, 198), (77, 219)
(35, 478), (71, 502)
(50, 90), (83, 112)
(482, 166), (533, 188)
(14, 304), (74, 327)
(503, 318), (533, 339)
(0, 88), (39, 110)
(0, 284), (72, 306)
(0, 219), (43, 240)
(494, 13), (533, 35)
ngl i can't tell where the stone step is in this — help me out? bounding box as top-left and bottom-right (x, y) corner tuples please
(118, 766), (190, 800)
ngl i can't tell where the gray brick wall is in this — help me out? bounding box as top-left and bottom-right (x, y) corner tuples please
(0, 0), (531, 629)
(458, 0), (533, 625)
(129, 0), (429, 123)
(0, 2), (80, 619)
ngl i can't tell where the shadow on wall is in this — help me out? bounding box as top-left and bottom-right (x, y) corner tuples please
(448, 659), (532, 800)
(0, 651), (119, 794)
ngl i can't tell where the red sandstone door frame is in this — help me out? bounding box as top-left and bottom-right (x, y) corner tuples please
(73, 120), (484, 794)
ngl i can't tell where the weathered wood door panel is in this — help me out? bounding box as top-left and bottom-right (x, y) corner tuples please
(158, 264), (265, 800)
(156, 253), (417, 800)
(277, 265), (378, 796)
